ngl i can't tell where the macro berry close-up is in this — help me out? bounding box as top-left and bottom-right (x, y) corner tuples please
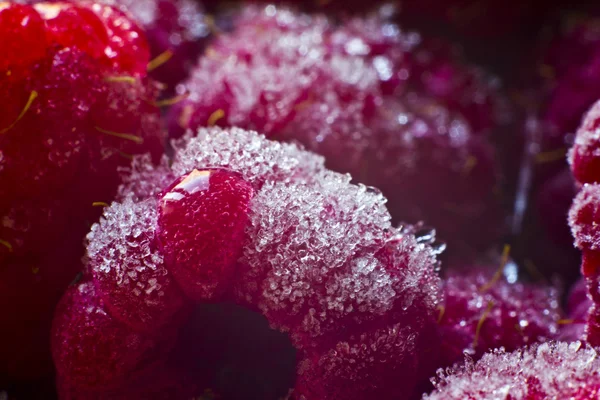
(3, 0), (600, 399)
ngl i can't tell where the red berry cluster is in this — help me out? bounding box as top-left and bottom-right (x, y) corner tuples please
(4, 1), (600, 399)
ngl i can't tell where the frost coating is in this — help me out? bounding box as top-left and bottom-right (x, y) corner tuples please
(117, 154), (175, 201)
(239, 175), (394, 341)
(569, 183), (600, 251)
(70, 127), (441, 398)
(87, 197), (184, 332)
(172, 127), (326, 186)
(425, 342), (600, 400)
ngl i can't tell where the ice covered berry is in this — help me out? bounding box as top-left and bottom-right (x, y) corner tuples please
(425, 342), (600, 399)
(56, 127), (442, 399)
(437, 266), (562, 367)
(171, 5), (509, 258)
(158, 168), (254, 301)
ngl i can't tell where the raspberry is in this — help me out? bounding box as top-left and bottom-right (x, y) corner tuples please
(170, 5), (508, 257)
(0, 1), (165, 380)
(51, 281), (174, 391)
(437, 267), (562, 367)
(424, 342), (600, 400)
(158, 169), (255, 301)
(55, 127), (442, 399)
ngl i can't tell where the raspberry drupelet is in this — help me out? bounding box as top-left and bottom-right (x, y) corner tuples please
(0, 1), (165, 380)
(52, 127), (442, 399)
(424, 341), (600, 399)
(170, 5), (510, 259)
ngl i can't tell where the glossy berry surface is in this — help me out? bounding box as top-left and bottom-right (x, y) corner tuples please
(158, 168), (254, 301)
(171, 5), (508, 258)
(437, 268), (562, 367)
(424, 341), (600, 399)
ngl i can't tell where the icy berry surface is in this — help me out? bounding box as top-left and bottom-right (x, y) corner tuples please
(158, 168), (254, 301)
(424, 341), (600, 400)
(172, 5), (508, 257)
(437, 268), (562, 367)
(51, 281), (172, 391)
(87, 197), (186, 332)
(60, 127), (442, 399)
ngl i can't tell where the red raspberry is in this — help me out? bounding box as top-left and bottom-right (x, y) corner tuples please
(425, 342), (600, 399)
(0, 2), (165, 381)
(158, 169), (255, 301)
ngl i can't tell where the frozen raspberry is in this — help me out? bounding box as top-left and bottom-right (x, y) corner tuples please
(51, 281), (174, 391)
(87, 198), (186, 332)
(171, 5), (508, 257)
(57, 127), (441, 399)
(437, 267), (562, 367)
(157, 168), (254, 301)
(424, 341), (600, 399)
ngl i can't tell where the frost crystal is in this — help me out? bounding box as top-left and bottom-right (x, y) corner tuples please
(87, 197), (184, 332)
(172, 127), (326, 187)
(425, 342), (600, 400)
